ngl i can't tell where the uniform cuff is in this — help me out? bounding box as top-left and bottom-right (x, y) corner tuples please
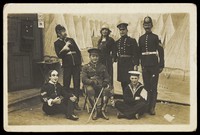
(135, 96), (140, 100)
(47, 99), (54, 106)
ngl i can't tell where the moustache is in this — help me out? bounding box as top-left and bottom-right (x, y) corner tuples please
(144, 27), (151, 29)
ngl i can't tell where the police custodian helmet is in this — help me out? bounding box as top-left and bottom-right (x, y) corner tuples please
(143, 16), (153, 26)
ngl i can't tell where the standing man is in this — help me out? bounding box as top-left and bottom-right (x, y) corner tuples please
(54, 24), (82, 110)
(114, 23), (139, 95)
(138, 16), (165, 115)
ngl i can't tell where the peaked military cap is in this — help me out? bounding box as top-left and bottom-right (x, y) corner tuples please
(55, 24), (66, 33)
(143, 16), (153, 25)
(88, 48), (101, 55)
(128, 71), (141, 77)
(117, 23), (128, 30)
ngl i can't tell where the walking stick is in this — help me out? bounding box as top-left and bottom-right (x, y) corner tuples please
(86, 87), (104, 123)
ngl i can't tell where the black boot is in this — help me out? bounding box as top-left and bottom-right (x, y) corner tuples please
(135, 113), (140, 119)
(117, 113), (126, 119)
(74, 102), (81, 111)
(66, 114), (79, 121)
(149, 107), (156, 115)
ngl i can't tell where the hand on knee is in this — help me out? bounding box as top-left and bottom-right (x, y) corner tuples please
(86, 86), (95, 97)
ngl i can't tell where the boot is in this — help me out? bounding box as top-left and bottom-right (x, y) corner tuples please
(101, 109), (109, 120)
(149, 107), (156, 115)
(101, 101), (109, 120)
(135, 113), (140, 119)
(66, 114), (79, 121)
(92, 109), (98, 120)
(117, 112), (126, 119)
(74, 102), (81, 111)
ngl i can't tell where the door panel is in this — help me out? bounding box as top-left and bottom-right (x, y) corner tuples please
(8, 55), (32, 91)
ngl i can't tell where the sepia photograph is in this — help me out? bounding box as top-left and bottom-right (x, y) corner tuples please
(3, 3), (197, 132)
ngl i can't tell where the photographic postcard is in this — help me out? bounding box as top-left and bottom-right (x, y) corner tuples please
(3, 3), (197, 132)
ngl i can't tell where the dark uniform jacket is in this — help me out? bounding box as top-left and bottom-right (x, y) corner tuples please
(123, 82), (147, 105)
(54, 38), (82, 67)
(82, 62), (110, 86)
(138, 32), (164, 68)
(115, 35), (139, 82)
(40, 82), (73, 105)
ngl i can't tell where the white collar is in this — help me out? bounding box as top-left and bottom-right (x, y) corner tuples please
(49, 80), (57, 85)
(102, 37), (106, 42)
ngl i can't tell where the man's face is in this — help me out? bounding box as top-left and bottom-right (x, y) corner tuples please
(58, 29), (67, 39)
(119, 29), (128, 37)
(101, 28), (109, 36)
(49, 70), (59, 83)
(130, 75), (139, 85)
(143, 23), (152, 33)
(90, 54), (99, 64)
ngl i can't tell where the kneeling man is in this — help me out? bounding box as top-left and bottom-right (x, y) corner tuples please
(114, 71), (148, 119)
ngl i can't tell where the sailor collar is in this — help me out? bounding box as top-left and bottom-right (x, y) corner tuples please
(128, 82), (143, 97)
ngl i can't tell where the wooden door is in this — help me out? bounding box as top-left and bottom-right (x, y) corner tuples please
(7, 14), (43, 91)
(8, 54), (32, 90)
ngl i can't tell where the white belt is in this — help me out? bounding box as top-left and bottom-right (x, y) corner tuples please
(66, 51), (76, 55)
(119, 55), (131, 58)
(142, 51), (158, 55)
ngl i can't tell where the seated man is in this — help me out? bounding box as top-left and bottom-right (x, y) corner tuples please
(113, 71), (148, 119)
(82, 48), (113, 120)
(40, 70), (79, 121)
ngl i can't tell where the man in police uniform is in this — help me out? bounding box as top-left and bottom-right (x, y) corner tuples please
(54, 24), (82, 110)
(114, 23), (139, 95)
(82, 48), (112, 120)
(138, 16), (165, 115)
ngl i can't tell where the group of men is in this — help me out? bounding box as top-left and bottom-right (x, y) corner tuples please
(40, 16), (165, 121)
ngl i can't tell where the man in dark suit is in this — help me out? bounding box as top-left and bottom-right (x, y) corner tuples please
(114, 23), (139, 95)
(54, 24), (82, 110)
(138, 16), (165, 115)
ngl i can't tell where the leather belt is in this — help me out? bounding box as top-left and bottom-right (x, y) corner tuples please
(119, 55), (131, 57)
(142, 51), (158, 55)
